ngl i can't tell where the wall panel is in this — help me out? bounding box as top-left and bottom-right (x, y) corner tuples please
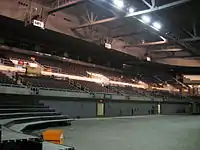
(40, 99), (97, 118)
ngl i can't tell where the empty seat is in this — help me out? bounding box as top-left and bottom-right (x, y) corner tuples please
(76, 80), (114, 93)
(21, 75), (78, 90)
(0, 72), (16, 84)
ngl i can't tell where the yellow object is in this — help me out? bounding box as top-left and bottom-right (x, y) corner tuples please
(42, 130), (64, 144)
(97, 102), (104, 116)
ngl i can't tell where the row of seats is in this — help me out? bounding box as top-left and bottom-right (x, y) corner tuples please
(0, 49), (175, 84)
(0, 70), (181, 98)
(0, 51), (15, 67)
(0, 72), (16, 84)
(0, 50), (182, 98)
(76, 80), (114, 93)
(20, 75), (115, 93)
(21, 75), (78, 91)
(0, 98), (72, 133)
(37, 58), (88, 76)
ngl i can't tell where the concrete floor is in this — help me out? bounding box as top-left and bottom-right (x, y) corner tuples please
(51, 116), (200, 150)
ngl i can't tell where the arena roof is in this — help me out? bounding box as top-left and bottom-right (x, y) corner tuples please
(0, 0), (200, 68)
(34, 0), (200, 60)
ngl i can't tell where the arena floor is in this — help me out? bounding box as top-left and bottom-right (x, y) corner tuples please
(50, 115), (200, 150)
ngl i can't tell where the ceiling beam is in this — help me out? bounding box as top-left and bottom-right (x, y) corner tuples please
(154, 55), (200, 60)
(181, 36), (200, 42)
(89, 0), (118, 17)
(142, 0), (153, 8)
(48, 0), (85, 14)
(133, 36), (200, 47)
(112, 31), (145, 38)
(124, 40), (170, 47)
(72, 0), (190, 30)
(150, 48), (183, 52)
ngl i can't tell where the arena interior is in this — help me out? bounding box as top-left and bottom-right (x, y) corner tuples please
(0, 0), (200, 150)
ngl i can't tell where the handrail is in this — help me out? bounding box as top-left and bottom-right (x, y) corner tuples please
(0, 83), (26, 88)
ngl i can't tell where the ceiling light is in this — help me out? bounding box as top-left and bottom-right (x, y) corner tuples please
(141, 15), (151, 23)
(113, 0), (124, 9)
(128, 7), (134, 13)
(153, 21), (162, 30)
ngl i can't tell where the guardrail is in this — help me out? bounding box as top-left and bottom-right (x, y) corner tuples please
(0, 83), (192, 102)
(0, 83), (26, 88)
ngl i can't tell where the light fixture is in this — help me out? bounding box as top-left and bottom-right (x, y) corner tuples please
(128, 7), (134, 13)
(153, 21), (162, 30)
(112, 0), (124, 9)
(141, 15), (151, 23)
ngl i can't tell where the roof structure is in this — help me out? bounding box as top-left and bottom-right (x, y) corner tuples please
(33, 0), (200, 62)
(0, 0), (200, 68)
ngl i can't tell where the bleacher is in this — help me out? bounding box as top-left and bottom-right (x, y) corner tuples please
(0, 97), (73, 150)
(0, 48), (187, 99)
(76, 80), (113, 93)
(37, 58), (88, 76)
(0, 52), (15, 67)
(0, 72), (16, 84)
(21, 75), (78, 91)
(0, 59), (73, 149)
(0, 97), (71, 129)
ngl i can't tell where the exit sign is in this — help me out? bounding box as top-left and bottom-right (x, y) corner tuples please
(33, 20), (45, 29)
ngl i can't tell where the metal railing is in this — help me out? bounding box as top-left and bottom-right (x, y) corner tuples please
(0, 83), (26, 88)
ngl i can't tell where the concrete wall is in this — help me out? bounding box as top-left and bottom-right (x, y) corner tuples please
(40, 99), (97, 118)
(40, 98), (192, 117)
(104, 101), (157, 117)
(0, 93), (192, 117)
(161, 103), (191, 114)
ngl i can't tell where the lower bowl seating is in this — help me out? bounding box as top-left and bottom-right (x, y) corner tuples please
(0, 98), (73, 135)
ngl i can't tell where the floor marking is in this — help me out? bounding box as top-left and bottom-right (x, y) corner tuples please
(75, 115), (164, 121)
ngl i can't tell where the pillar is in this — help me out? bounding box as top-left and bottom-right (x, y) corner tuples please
(192, 102), (197, 114)
(157, 103), (161, 115)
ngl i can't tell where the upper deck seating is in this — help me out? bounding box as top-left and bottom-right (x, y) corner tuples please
(0, 49), (185, 98)
(110, 85), (146, 96)
(76, 80), (114, 93)
(0, 72), (16, 84)
(37, 58), (88, 76)
(21, 75), (78, 91)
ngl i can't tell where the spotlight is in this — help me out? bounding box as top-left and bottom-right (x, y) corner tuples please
(153, 21), (162, 30)
(141, 15), (151, 23)
(113, 0), (124, 9)
(128, 7), (134, 13)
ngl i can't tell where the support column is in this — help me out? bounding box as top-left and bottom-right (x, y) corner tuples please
(192, 102), (197, 114)
(157, 103), (161, 115)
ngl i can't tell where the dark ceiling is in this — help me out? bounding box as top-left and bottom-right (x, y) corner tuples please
(1, 14), (200, 75)
(0, 15), (140, 69)
(35, 0), (200, 59)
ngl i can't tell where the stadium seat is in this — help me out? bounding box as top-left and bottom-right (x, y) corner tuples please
(0, 72), (16, 84)
(21, 75), (78, 91)
(75, 80), (113, 93)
